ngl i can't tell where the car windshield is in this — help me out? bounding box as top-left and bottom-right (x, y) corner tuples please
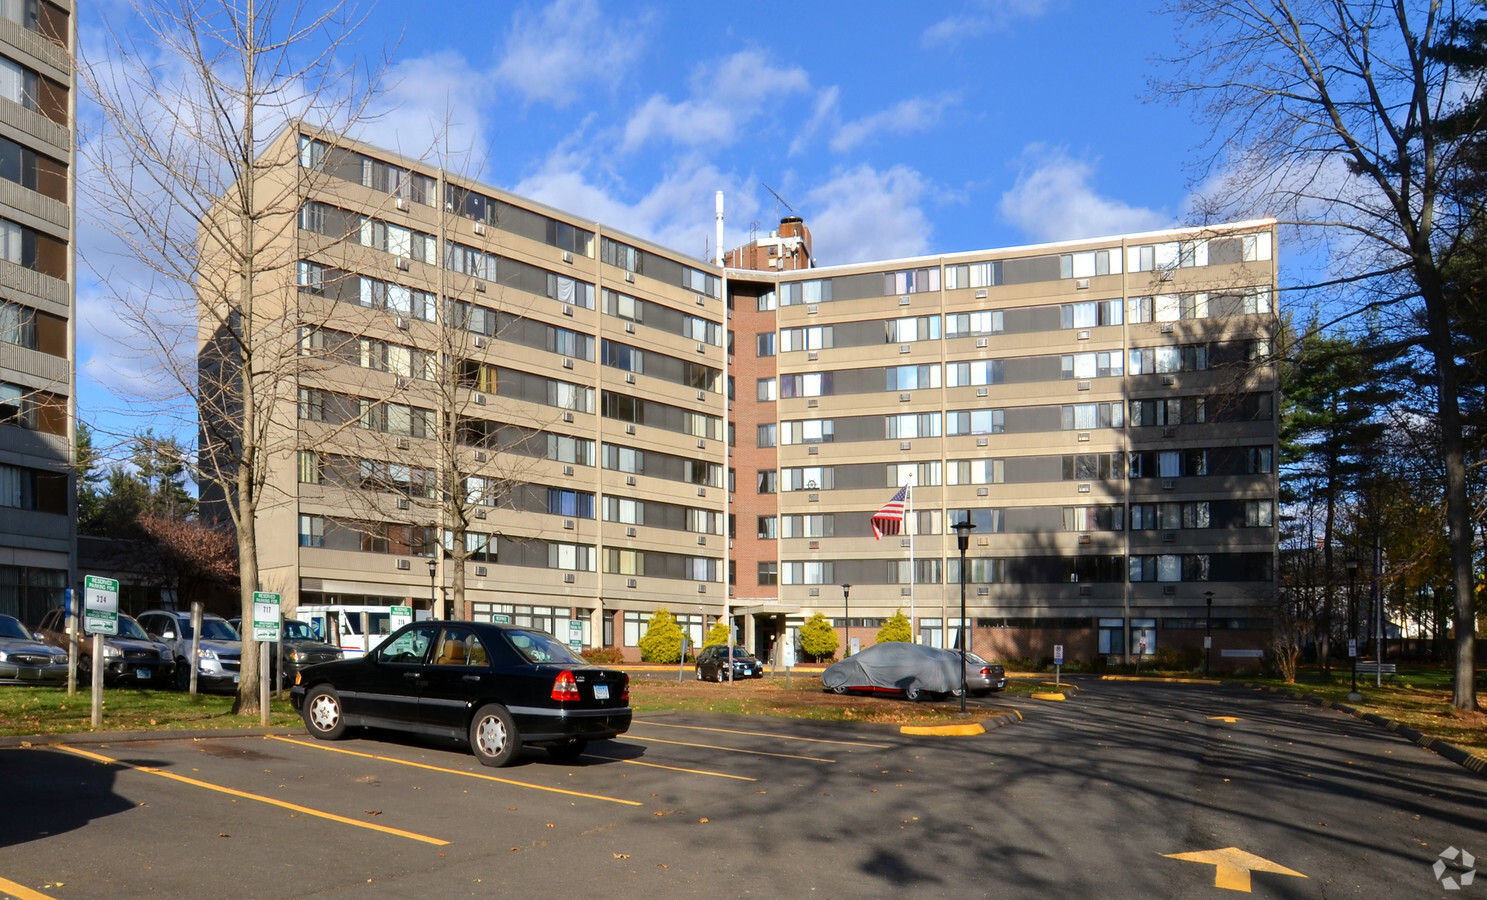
(283, 620), (315, 641)
(0, 615), (29, 640)
(200, 618), (239, 641)
(116, 616), (150, 640)
(507, 630), (583, 665)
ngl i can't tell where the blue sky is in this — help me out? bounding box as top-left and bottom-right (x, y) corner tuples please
(76, 0), (1222, 454)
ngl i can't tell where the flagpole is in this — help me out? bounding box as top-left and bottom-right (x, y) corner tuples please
(908, 476), (915, 642)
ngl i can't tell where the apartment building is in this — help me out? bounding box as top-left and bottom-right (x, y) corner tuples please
(0, 0), (73, 625)
(215, 127), (1277, 666)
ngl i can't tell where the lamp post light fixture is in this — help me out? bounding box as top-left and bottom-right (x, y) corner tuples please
(427, 558), (438, 616)
(841, 583), (851, 658)
(1203, 591), (1213, 677)
(952, 519), (976, 714)
(1346, 558), (1360, 699)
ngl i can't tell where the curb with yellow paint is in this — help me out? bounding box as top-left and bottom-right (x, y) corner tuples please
(898, 708), (1022, 736)
(1031, 691), (1067, 701)
(1100, 675), (1221, 685)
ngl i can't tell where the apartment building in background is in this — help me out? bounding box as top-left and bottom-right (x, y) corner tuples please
(0, 0), (74, 625)
(212, 126), (1278, 666)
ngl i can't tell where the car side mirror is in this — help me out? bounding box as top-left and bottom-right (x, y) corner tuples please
(160, 629), (176, 640)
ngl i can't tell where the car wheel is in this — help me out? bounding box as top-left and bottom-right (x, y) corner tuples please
(303, 685), (346, 740)
(904, 682), (923, 702)
(173, 658), (190, 691)
(469, 704), (521, 767)
(696, 666), (705, 681)
(829, 684), (849, 695)
(546, 738), (588, 763)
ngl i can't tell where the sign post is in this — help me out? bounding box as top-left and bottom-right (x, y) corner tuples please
(679, 636), (689, 684)
(253, 592), (280, 727)
(781, 633), (795, 688)
(1053, 643), (1064, 688)
(84, 576), (119, 728)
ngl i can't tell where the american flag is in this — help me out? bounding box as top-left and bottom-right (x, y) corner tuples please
(871, 485), (910, 540)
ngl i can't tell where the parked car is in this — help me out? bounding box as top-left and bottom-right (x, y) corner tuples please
(291, 620), (631, 767)
(228, 617), (344, 685)
(821, 642), (970, 701)
(963, 651), (1007, 695)
(35, 609), (175, 687)
(137, 610), (242, 692)
(0, 614), (68, 685)
(694, 645), (764, 682)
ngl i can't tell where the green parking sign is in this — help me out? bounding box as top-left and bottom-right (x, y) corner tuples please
(84, 575), (119, 636)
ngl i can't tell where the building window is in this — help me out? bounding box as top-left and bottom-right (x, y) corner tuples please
(757, 470), (777, 494)
(298, 515), (324, 548)
(757, 424), (777, 448)
(756, 378), (777, 401)
(757, 516), (777, 540)
(756, 332), (776, 356)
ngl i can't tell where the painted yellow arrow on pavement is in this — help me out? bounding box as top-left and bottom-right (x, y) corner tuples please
(1207, 715), (1241, 723)
(1164, 847), (1305, 892)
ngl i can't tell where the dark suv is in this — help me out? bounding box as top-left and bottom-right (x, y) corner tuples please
(137, 610), (242, 691)
(694, 645), (764, 682)
(229, 617), (344, 686)
(35, 609), (175, 687)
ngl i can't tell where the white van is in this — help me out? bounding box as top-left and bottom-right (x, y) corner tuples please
(297, 605), (418, 658)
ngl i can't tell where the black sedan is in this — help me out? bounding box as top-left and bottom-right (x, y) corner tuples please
(694, 644), (763, 681)
(290, 620), (630, 766)
(821, 641), (965, 701)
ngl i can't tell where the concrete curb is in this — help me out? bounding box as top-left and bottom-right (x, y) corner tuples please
(1248, 684), (1487, 779)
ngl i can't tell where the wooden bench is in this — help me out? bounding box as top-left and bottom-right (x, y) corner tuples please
(1354, 661), (1397, 681)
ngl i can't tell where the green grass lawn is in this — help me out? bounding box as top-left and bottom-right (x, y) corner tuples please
(0, 685), (302, 737)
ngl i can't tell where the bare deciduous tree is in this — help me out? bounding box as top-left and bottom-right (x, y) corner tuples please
(80, 0), (384, 716)
(1160, 0), (1485, 709)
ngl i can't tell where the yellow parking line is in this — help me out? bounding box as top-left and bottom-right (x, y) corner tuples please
(634, 720), (892, 749)
(0, 875), (54, 900)
(54, 744), (448, 846)
(621, 735), (834, 763)
(585, 756), (757, 781)
(269, 736), (643, 806)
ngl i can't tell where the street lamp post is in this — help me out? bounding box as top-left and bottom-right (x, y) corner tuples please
(427, 558), (437, 617)
(841, 583), (851, 658)
(1346, 558), (1360, 699)
(1203, 591), (1213, 677)
(952, 519), (976, 714)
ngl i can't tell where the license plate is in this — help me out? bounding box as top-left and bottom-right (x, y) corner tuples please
(136, 669), (152, 680)
(233, 674), (240, 683)
(593, 684), (610, 700)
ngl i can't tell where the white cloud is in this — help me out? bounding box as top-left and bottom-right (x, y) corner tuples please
(492, 0), (648, 108)
(357, 51), (491, 167)
(921, 0), (1054, 47)
(621, 50), (810, 151)
(829, 94), (957, 153)
(999, 145), (1170, 242)
(789, 85), (839, 157)
(803, 165), (933, 265)
(514, 146), (759, 263)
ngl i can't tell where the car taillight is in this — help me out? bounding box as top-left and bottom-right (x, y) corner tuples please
(978, 667), (992, 677)
(551, 670), (581, 702)
(620, 673), (630, 702)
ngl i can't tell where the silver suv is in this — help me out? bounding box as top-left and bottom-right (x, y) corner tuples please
(137, 610), (242, 692)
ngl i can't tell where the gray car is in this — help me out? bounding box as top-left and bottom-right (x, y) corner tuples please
(137, 609), (242, 692)
(822, 642), (966, 701)
(0, 614), (68, 685)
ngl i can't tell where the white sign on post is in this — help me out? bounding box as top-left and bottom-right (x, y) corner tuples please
(390, 605), (413, 631)
(252, 592), (281, 642)
(83, 575), (119, 636)
(1053, 644), (1064, 665)
(567, 619), (583, 652)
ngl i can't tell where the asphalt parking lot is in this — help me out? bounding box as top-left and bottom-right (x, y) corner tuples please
(2, 680), (1484, 899)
